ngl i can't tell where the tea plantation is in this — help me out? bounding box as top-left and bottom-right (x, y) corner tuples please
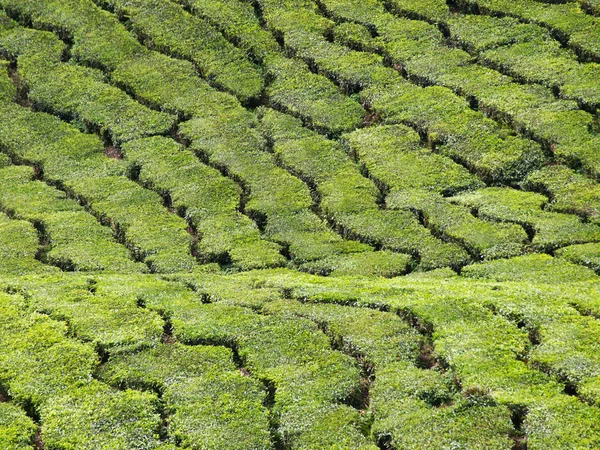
(0, 0), (599, 448)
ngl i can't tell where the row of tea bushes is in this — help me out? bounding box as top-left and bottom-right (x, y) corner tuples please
(97, 276), (376, 448)
(0, 213), (56, 276)
(0, 66), (198, 272)
(0, 165), (144, 272)
(179, 112), (373, 265)
(259, 107), (471, 270)
(318, 0), (600, 179)
(0, 17), (175, 144)
(100, 0), (264, 103)
(454, 0), (600, 60)
(122, 137), (286, 270)
(450, 187), (600, 252)
(342, 124), (530, 260)
(258, 0), (547, 185)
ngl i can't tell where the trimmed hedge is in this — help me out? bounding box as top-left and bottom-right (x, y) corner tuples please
(454, 0), (600, 60)
(461, 254), (599, 283)
(265, 54), (365, 135)
(0, 214), (57, 275)
(0, 402), (36, 450)
(555, 242), (600, 273)
(103, 0), (264, 103)
(0, 165), (144, 272)
(177, 0), (280, 61)
(179, 112), (372, 264)
(0, 291), (98, 408)
(363, 83), (546, 184)
(342, 124), (482, 195)
(523, 165), (600, 225)
(99, 343), (235, 392)
(40, 381), (162, 450)
(299, 251), (413, 277)
(0, 21), (175, 144)
(164, 372), (272, 450)
(123, 136), (285, 270)
(451, 187), (600, 252)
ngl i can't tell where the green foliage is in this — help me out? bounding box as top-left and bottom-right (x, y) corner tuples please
(364, 83), (545, 183)
(262, 299), (421, 367)
(3, 0), (600, 447)
(180, 113), (371, 263)
(462, 254), (599, 283)
(0, 214), (57, 275)
(299, 251), (413, 277)
(69, 176), (197, 272)
(447, 14), (549, 52)
(342, 124), (482, 195)
(122, 136), (285, 270)
(0, 20), (175, 144)
(0, 291), (98, 407)
(264, 54), (365, 135)
(0, 166), (144, 272)
(451, 187), (600, 252)
(40, 381), (162, 450)
(106, 0), (264, 102)
(100, 343), (235, 392)
(0, 402), (36, 450)
(455, 0), (600, 60)
(523, 165), (600, 225)
(164, 372), (271, 450)
(555, 243), (600, 273)
(177, 0), (280, 60)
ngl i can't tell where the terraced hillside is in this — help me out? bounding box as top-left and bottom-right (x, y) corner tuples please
(0, 0), (599, 448)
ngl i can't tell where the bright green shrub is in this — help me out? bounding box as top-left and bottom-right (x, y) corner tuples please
(555, 243), (600, 272)
(342, 126), (529, 259)
(99, 343), (235, 392)
(0, 21), (175, 143)
(333, 22), (380, 51)
(177, 0), (280, 60)
(265, 54), (365, 135)
(371, 363), (513, 449)
(0, 59), (15, 102)
(69, 176), (197, 272)
(104, 0), (264, 102)
(524, 397), (600, 449)
(111, 52), (238, 118)
(454, 0), (600, 60)
(0, 292), (98, 407)
(0, 0), (141, 69)
(0, 403), (36, 450)
(299, 251), (413, 277)
(40, 381), (162, 450)
(0, 101), (121, 181)
(523, 165), (600, 225)
(263, 299), (421, 367)
(260, 109), (472, 269)
(0, 214), (57, 275)
(333, 209), (473, 269)
(452, 187), (600, 252)
(0, 166), (145, 272)
(123, 136), (285, 270)
(0, 403), (37, 450)
(529, 314), (600, 391)
(364, 83), (545, 183)
(166, 301), (368, 446)
(461, 254), (599, 283)
(180, 113), (372, 264)
(164, 372), (271, 450)
(342, 124), (482, 194)
(384, 0), (450, 22)
(447, 14), (549, 52)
